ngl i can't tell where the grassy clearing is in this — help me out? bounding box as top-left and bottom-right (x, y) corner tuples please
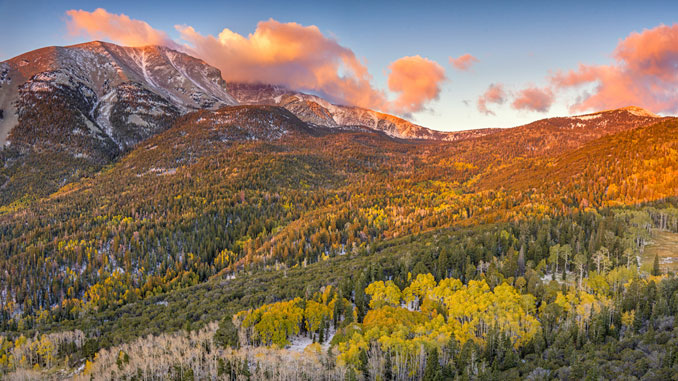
(643, 230), (678, 273)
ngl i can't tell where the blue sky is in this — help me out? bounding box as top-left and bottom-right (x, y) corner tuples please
(2, 0), (678, 131)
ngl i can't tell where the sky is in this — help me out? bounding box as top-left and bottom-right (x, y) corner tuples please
(2, 0), (678, 131)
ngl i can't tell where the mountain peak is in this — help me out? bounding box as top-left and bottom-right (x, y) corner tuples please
(68, 40), (170, 53)
(589, 105), (660, 118)
(617, 106), (659, 117)
(0, 41), (239, 148)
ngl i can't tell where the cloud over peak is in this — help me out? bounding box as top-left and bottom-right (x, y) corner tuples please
(388, 55), (446, 114)
(65, 9), (446, 115)
(66, 8), (178, 49)
(551, 23), (678, 114)
(174, 20), (388, 111)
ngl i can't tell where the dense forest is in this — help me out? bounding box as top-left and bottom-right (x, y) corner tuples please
(0, 104), (677, 379)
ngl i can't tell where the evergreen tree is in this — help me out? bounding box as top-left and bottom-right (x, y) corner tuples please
(424, 347), (443, 381)
(358, 348), (369, 380)
(215, 315), (239, 349)
(652, 254), (661, 276)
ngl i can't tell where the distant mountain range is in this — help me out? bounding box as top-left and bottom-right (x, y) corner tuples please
(0, 41), (665, 153)
(0, 41), (668, 205)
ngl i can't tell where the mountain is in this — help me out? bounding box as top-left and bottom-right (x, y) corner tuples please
(3, 38), (678, 380)
(1, 41), (661, 167)
(0, 41), (240, 204)
(225, 82), (499, 141)
(474, 105), (664, 158)
(0, 41), (496, 159)
(0, 41), (237, 152)
(0, 42), (501, 205)
(123, 105), (323, 175)
(475, 116), (678, 205)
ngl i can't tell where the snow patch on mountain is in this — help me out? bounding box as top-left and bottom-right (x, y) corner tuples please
(575, 114), (602, 121)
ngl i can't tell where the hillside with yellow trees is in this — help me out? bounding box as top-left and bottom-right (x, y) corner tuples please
(0, 104), (678, 379)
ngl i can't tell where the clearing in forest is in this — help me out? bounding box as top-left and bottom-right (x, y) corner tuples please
(643, 230), (678, 273)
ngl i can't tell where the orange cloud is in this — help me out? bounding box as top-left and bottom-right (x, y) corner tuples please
(449, 54), (479, 71)
(65, 9), (447, 115)
(175, 20), (390, 111)
(512, 86), (554, 112)
(387, 55), (446, 114)
(66, 8), (177, 48)
(477, 83), (505, 115)
(552, 23), (678, 113)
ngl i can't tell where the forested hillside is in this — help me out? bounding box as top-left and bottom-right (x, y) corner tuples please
(0, 86), (677, 381)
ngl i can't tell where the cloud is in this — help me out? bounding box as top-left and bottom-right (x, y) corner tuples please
(449, 54), (479, 71)
(477, 83), (505, 115)
(65, 9), (447, 115)
(511, 86), (554, 112)
(175, 20), (390, 111)
(387, 55), (446, 114)
(551, 23), (678, 113)
(66, 8), (178, 49)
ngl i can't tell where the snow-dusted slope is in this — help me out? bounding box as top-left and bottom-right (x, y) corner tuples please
(472, 106), (664, 158)
(0, 41), (237, 151)
(226, 82), (499, 141)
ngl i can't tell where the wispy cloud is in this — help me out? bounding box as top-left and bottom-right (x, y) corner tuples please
(512, 86), (554, 112)
(477, 83), (505, 115)
(66, 8), (179, 49)
(449, 54), (479, 71)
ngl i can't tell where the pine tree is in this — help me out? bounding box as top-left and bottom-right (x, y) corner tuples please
(358, 349), (369, 380)
(241, 358), (251, 380)
(215, 315), (239, 349)
(517, 245), (526, 276)
(652, 254), (661, 276)
(423, 347), (442, 381)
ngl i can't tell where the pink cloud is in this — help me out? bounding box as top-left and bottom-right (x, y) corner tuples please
(387, 55), (446, 114)
(175, 20), (390, 111)
(65, 9), (447, 115)
(512, 86), (554, 112)
(449, 54), (479, 71)
(551, 23), (678, 113)
(66, 8), (179, 49)
(477, 83), (505, 115)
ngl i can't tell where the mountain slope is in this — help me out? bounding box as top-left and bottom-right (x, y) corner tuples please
(2, 43), (678, 381)
(1, 105), (677, 321)
(475, 116), (678, 208)
(226, 82), (499, 141)
(0, 41), (240, 205)
(123, 105), (322, 174)
(468, 106), (665, 159)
